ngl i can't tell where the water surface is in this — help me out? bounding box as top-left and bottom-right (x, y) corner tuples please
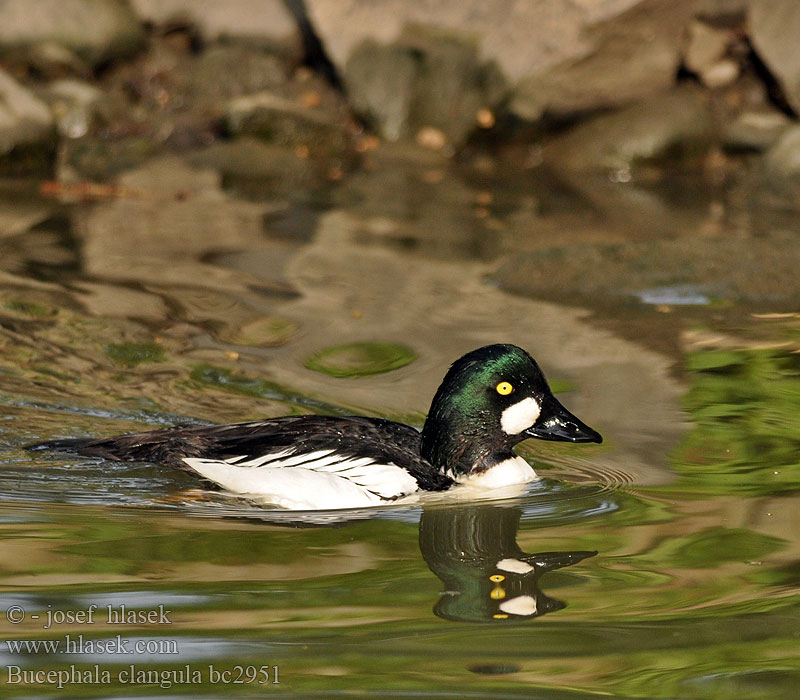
(0, 152), (799, 698)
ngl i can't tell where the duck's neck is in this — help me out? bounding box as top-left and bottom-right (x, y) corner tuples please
(420, 418), (510, 479)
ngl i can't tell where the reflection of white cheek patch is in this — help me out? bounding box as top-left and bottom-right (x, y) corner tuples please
(497, 558), (534, 574)
(499, 595), (538, 617)
(500, 397), (541, 434)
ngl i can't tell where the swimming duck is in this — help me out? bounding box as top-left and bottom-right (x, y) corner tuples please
(38, 344), (601, 510)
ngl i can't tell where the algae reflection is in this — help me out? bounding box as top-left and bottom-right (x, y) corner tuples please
(671, 344), (800, 497)
(419, 504), (596, 622)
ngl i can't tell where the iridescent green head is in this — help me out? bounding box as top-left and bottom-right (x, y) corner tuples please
(421, 344), (601, 477)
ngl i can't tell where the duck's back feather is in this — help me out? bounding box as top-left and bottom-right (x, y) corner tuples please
(39, 415), (455, 502)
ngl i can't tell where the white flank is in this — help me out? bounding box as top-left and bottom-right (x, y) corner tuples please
(238, 449), (333, 467)
(181, 451), (420, 510)
(457, 455), (537, 488)
(500, 397), (541, 434)
(496, 558), (534, 575)
(498, 595), (538, 617)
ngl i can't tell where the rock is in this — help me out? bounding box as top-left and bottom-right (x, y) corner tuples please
(694, 0), (747, 17)
(188, 45), (288, 100)
(41, 79), (105, 139)
(545, 87), (714, 173)
(749, 0), (800, 113)
(306, 0), (694, 125)
(18, 42), (92, 80)
(130, 0), (299, 47)
(45, 79), (103, 108)
(344, 26), (505, 145)
(61, 39), (307, 180)
(763, 125), (800, 196)
(185, 137), (317, 196)
(0, 195), (54, 240)
(684, 19), (739, 88)
(343, 41), (417, 142)
(0, 0), (144, 67)
(226, 91), (352, 160)
(723, 109), (791, 151)
(511, 0), (695, 120)
(686, 20), (729, 73)
(503, 172), (718, 243)
(0, 69), (56, 173)
(178, 45), (353, 161)
(329, 142), (502, 260)
(73, 282), (170, 322)
(493, 229), (800, 303)
(700, 60), (740, 89)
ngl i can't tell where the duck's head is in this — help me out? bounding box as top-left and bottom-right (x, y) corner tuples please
(421, 344), (601, 478)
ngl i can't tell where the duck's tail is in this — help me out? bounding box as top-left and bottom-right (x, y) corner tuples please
(27, 437), (97, 453)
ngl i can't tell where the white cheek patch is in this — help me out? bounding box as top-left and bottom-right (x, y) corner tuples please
(496, 558), (534, 574)
(500, 397), (541, 435)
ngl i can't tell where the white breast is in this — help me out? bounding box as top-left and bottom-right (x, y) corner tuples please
(456, 456), (537, 488)
(182, 450), (420, 510)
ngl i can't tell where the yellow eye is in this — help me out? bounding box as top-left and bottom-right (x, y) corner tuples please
(496, 381), (513, 396)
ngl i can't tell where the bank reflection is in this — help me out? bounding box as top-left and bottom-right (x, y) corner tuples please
(419, 504), (596, 622)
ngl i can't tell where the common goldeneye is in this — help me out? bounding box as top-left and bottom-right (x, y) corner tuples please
(37, 344), (601, 510)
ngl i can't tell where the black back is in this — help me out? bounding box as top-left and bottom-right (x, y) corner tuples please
(42, 415), (455, 492)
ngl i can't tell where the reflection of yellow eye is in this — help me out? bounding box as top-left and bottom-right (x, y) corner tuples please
(490, 586), (506, 600)
(496, 381), (513, 395)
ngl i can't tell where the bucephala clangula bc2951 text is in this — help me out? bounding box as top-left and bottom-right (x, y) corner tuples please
(37, 344), (602, 510)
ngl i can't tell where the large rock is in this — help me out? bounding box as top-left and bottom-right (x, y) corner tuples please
(41, 79), (105, 140)
(343, 26), (505, 145)
(683, 19), (739, 88)
(185, 137), (320, 196)
(763, 125), (800, 198)
(306, 0), (694, 128)
(329, 142), (501, 260)
(0, 0), (144, 67)
(545, 86), (714, 173)
(493, 229), (800, 304)
(130, 0), (298, 46)
(226, 90), (353, 160)
(723, 108), (791, 152)
(749, 0), (800, 114)
(0, 69), (55, 173)
(695, 0), (748, 16)
(512, 0), (694, 120)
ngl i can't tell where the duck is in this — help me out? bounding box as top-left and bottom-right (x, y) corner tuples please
(35, 344), (601, 510)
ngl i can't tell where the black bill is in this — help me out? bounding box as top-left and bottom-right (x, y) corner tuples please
(524, 395), (602, 444)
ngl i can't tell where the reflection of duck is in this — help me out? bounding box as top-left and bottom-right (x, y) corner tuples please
(420, 504), (596, 622)
(34, 344), (600, 510)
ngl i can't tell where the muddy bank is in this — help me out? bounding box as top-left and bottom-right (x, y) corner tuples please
(1, 1), (800, 311)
